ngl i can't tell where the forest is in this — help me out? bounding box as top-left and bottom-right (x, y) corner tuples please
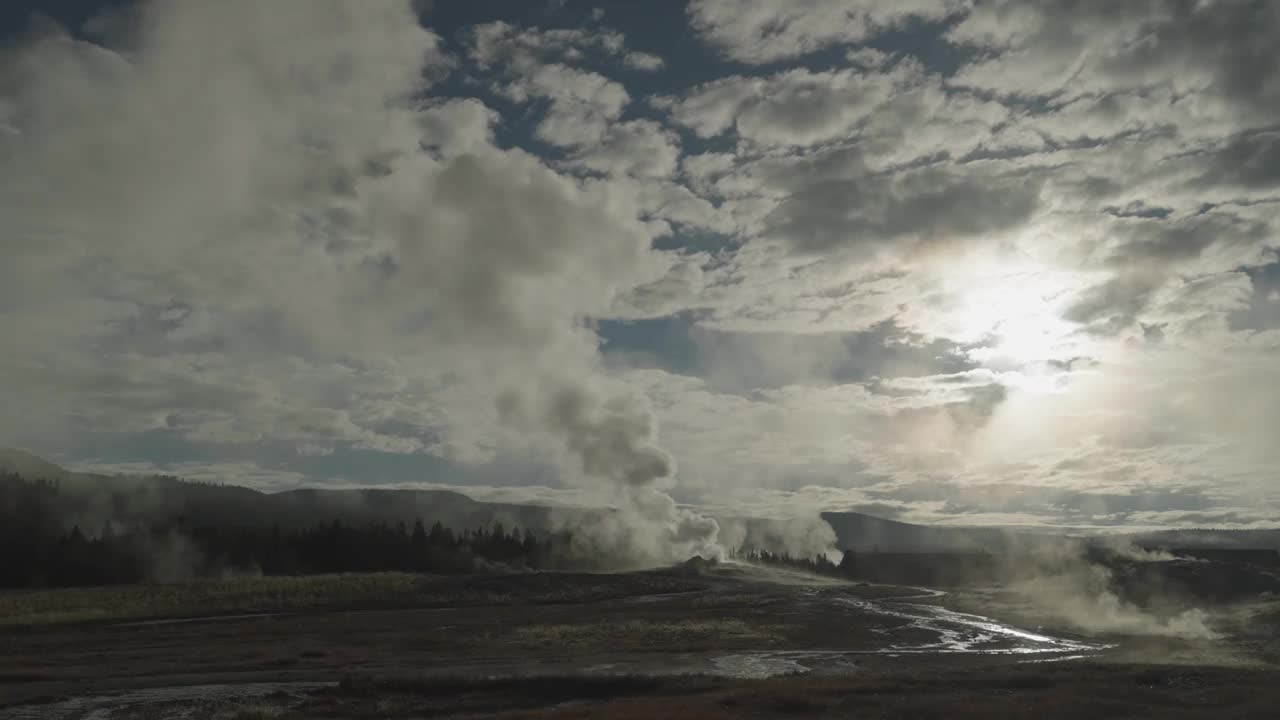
(0, 470), (838, 588)
(0, 471), (581, 587)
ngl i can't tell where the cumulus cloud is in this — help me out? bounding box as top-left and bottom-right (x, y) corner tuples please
(466, 20), (626, 71)
(624, 51), (664, 71)
(0, 0), (739, 567)
(1, 1), (649, 460)
(565, 119), (681, 178)
(496, 62), (630, 146)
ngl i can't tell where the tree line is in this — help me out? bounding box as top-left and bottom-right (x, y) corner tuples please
(3, 470), (883, 590)
(733, 547), (841, 576)
(0, 471), (573, 588)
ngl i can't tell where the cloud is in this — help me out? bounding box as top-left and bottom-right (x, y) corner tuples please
(947, 0), (1280, 124)
(497, 62), (630, 146)
(0, 0), (661, 464)
(565, 119), (681, 178)
(1189, 130), (1280, 191)
(624, 51), (664, 71)
(464, 20), (671, 149)
(466, 20), (626, 71)
(0, 0), (740, 565)
(687, 0), (964, 64)
(417, 98), (501, 157)
(765, 161), (1043, 255)
(2, 0), (1278, 532)
(669, 67), (900, 147)
(667, 59), (1010, 159)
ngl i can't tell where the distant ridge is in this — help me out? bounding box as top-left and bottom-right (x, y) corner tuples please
(821, 509), (1280, 553)
(0, 448), (565, 534)
(820, 511), (1066, 554)
(0, 447), (72, 481)
(5, 449), (1277, 551)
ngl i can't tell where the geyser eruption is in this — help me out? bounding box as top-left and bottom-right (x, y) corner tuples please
(0, 0), (728, 570)
(499, 382), (722, 567)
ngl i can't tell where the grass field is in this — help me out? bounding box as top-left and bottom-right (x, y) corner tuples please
(0, 574), (439, 626)
(0, 570), (707, 627)
(3, 566), (1275, 718)
(505, 618), (786, 648)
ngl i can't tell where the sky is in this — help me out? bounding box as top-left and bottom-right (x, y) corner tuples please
(1, 0), (1278, 531)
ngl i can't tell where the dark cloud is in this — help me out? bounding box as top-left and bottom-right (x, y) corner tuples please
(950, 0), (1280, 119)
(766, 163), (1043, 255)
(1110, 213), (1270, 266)
(1103, 201), (1172, 219)
(1064, 274), (1160, 334)
(1191, 130), (1280, 190)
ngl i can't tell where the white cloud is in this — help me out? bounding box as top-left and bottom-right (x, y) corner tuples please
(669, 59), (1010, 159)
(624, 51), (664, 71)
(0, 0), (662, 468)
(498, 62), (630, 146)
(565, 119), (680, 178)
(670, 68), (896, 147)
(467, 21), (626, 71)
(687, 0), (964, 64)
(417, 98), (501, 157)
(2, 0), (1278, 531)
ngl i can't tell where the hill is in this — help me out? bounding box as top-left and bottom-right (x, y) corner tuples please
(819, 510), (1069, 554)
(0, 447), (565, 535)
(6, 448), (1276, 556)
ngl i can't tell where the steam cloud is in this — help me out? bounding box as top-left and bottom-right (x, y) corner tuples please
(991, 538), (1219, 641)
(499, 382), (722, 567)
(0, 0), (731, 568)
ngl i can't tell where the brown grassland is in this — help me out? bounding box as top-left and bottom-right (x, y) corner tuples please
(2, 569), (1277, 718)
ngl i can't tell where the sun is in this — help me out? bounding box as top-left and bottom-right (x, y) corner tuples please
(956, 284), (1072, 364)
(936, 261), (1081, 370)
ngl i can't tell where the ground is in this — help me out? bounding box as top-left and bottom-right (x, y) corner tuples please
(0, 563), (1276, 718)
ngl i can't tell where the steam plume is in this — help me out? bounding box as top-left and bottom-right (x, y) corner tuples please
(499, 382), (722, 566)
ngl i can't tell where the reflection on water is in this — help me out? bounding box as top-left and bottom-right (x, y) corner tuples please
(707, 585), (1106, 680)
(831, 586), (1103, 655)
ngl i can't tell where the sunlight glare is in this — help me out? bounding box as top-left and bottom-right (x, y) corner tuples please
(941, 261), (1081, 370)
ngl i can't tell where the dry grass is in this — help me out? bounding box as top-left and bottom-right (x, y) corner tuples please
(506, 619), (786, 648)
(0, 571), (709, 627)
(211, 665), (1280, 719)
(224, 705), (285, 719)
(0, 573), (435, 626)
(689, 592), (774, 609)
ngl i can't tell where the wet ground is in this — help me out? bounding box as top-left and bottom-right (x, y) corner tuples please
(0, 565), (1132, 718)
(0, 681), (332, 720)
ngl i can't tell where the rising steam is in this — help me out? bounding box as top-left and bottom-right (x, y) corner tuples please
(498, 382), (722, 567)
